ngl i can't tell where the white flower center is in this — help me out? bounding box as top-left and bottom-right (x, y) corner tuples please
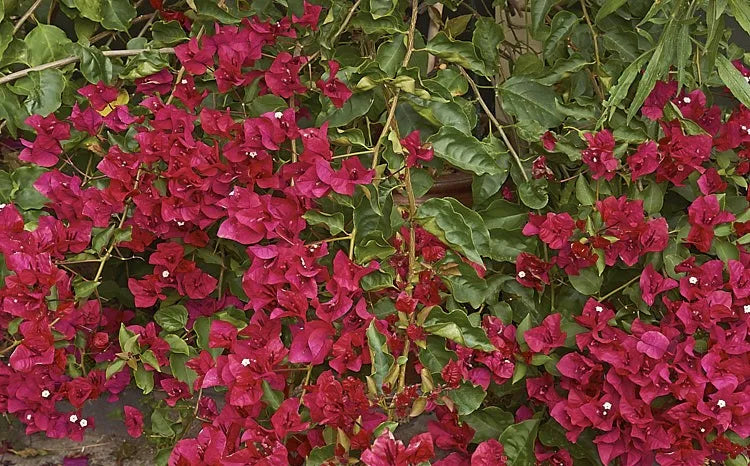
(744, 305), (750, 314)
(603, 402), (612, 410)
(41, 390), (50, 398)
(592, 157), (598, 162)
(517, 271), (526, 278)
(742, 125), (747, 131)
(717, 399), (726, 408)
(69, 414), (78, 423)
(241, 358), (251, 367)
(249, 151), (257, 158)
(689, 276), (698, 285)
(700, 427), (706, 433)
(595, 306), (603, 313)
(79, 419), (88, 427)
(682, 97), (691, 104)
(181, 79), (188, 84)
(0, 203), (6, 208)
(162, 270), (170, 278)
(26, 414), (32, 420)
(177, 221), (185, 226)
(274, 111), (283, 119)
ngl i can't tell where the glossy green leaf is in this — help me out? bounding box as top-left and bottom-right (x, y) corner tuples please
(729, 0), (750, 36)
(134, 364), (154, 394)
(74, 279), (100, 300)
(569, 266), (603, 295)
(76, 45), (114, 84)
(419, 336), (456, 373)
(152, 20), (188, 45)
(499, 419), (540, 466)
(366, 320), (395, 394)
(543, 11), (578, 60)
(500, 76), (564, 129)
(479, 199), (529, 231)
(447, 382), (486, 415)
(154, 305), (188, 332)
(369, 0), (397, 19)
(24, 24), (73, 66)
(303, 210), (346, 235)
(429, 127), (506, 176)
(530, 0), (556, 37)
(262, 380), (284, 410)
(101, 0), (137, 30)
(376, 34), (406, 77)
(417, 197), (491, 265)
(596, 0), (628, 22)
(424, 32), (487, 75)
(11, 166), (48, 210)
(519, 179), (549, 209)
(473, 17), (504, 73)
(463, 407), (515, 442)
(717, 54), (750, 109)
(423, 308), (495, 351)
(442, 256), (490, 308)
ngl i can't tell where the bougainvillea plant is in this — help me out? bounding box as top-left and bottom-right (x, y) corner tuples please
(0, 0), (749, 464)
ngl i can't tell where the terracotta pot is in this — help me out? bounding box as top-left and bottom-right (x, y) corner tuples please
(395, 171), (474, 207)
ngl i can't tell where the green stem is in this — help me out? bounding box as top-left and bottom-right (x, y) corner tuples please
(598, 275), (640, 301)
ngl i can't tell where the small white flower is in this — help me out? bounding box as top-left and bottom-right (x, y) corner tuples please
(517, 271), (527, 278)
(745, 76), (750, 83)
(592, 156), (598, 163)
(0, 203), (6, 208)
(41, 390), (50, 398)
(689, 276), (698, 285)
(248, 151), (257, 158)
(744, 304), (750, 314)
(177, 221), (185, 226)
(274, 111), (283, 119)
(742, 125), (747, 131)
(595, 306), (604, 313)
(603, 402), (612, 410)
(717, 399), (726, 408)
(79, 419), (88, 428)
(241, 358), (251, 367)
(69, 414), (78, 423)
(162, 270), (170, 278)
(683, 96), (692, 104)
(229, 189), (236, 196)
(181, 79), (188, 84)
(700, 427), (706, 433)
(26, 414), (32, 420)
(300, 258), (306, 268)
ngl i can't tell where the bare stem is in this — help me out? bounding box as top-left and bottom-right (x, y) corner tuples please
(13, 0), (44, 34)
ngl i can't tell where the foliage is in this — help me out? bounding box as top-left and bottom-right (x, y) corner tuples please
(0, 0), (749, 465)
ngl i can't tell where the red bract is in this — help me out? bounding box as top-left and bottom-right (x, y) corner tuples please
(401, 130), (434, 168)
(686, 195), (735, 252)
(265, 52), (308, 98)
(524, 313), (566, 354)
(124, 406), (143, 438)
(317, 61), (353, 108)
(361, 430), (434, 466)
(581, 130), (617, 180)
(515, 252), (551, 291)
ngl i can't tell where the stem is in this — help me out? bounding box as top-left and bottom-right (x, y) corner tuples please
(598, 275), (640, 301)
(461, 68), (530, 182)
(371, 90), (400, 169)
(166, 27), (205, 106)
(13, 0), (44, 34)
(349, 227), (357, 260)
(0, 48), (175, 86)
(580, 0), (602, 72)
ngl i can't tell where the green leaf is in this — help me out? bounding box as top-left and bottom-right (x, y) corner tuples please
(627, 14), (680, 121)
(21, 69), (65, 117)
(369, 0), (397, 19)
(575, 175), (596, 206)
(604, 50), (651, 118)
(262, 380), (284, 410)
(714, 238), (739, 263)
(11, 166), (48, 210)
(423, 308), (495, 351)
(74, 280), (100, 300)
(530, 0), (556, 37)
(152, 21), (188, 46)
(376, 34), (406, 77)
(424, 32), (487, 76)
(447, 382), (486, 415)
(163, 335), (190, 355)
(417, 197), (491, 265)
(170, 353), (197, 387)
(134, 364), (154, 394)
(463, 407), (515, 442)
(717, 54), (750, 109)
(303, 210), (346, 235)
(74, 0), (103, 21)
(499, 419), (540, 466)
(443, 258), (489, 308)
(141, 349), (162, 372)
(479, 199), (529, 231)
(729, 0), (750, 36)
(154, 305), (188, 332)
(543, 11), (578, 60)
(595, 0), (628, 22)
(419, 336), (456, 373)
(569, 266), (603, 295)
(305, 446), (335, 466)
(316, 91), (375, 127)
(500, 76), (564, 128)
(429, 127), (506, 176)
(366, 321), (395, 394)
(24, 24), (73, 66)
(76, 45), (114, 84)
(473, 17), (504, 73)
(519, 179), (549, 209)
(105, 359), (126, 379)
(101, 0), (137, 31)
(151, 409), (175, 437)
(638, 182), (665, 214)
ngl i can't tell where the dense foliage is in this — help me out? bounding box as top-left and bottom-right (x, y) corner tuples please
(0, 0), (749, 464)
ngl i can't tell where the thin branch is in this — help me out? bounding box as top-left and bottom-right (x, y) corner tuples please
(460, 68), (530, 182)
(13, 0), (44, 34)
(0, 48), (175, 86)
